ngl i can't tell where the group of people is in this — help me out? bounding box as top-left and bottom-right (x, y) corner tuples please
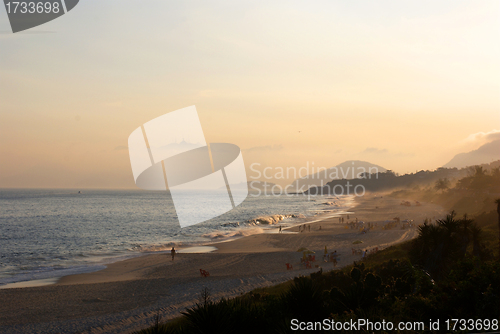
(338, 216), (348, 223)
(361, 247), (379, 258)
(324, 248), (339, 267)
(299, 224), (311, 232)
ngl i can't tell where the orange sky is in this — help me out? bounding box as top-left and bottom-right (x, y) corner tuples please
(0, 0), (499, 188)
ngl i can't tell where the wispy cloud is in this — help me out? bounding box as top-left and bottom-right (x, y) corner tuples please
(462, 129), (500, 143)
(362, 147), (388, 154)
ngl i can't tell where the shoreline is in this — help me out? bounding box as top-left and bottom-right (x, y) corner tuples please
(0, 196), (354, 290)
(0, 194), (447, 334)
(54, 206), (355, 286)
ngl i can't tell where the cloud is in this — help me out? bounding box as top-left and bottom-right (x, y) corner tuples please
(244, 144), (284, 153)
(462, 129), (500, 143)
(362, 147), (388, 154)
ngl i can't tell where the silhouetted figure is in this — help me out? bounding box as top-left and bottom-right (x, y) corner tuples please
(171, 247), (176, 261)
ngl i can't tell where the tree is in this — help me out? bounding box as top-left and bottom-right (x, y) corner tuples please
(466, 165), (486, 178)
(496, 199), (500, 259)
(434, 178), (450, 192)
(410, 211), (483, 279)
(491, 167), (500, 179)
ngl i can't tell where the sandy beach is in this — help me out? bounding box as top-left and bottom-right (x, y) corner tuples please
(0, 195), (446, 334)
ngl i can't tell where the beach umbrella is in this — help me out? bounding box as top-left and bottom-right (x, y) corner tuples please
(302, 250), (315, 255)
(297, 247), (309, 252)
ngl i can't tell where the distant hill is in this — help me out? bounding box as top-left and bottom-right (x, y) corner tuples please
(305, 168), (463, 195)
(443, 139), (500, 169)
(288, 160), (387, 192)
(305, 160), (500, 195)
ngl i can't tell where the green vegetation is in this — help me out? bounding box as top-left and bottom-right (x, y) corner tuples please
(306, 161), (500, 208)
(305, 161), (495, 194)
(136, 210), (499, 334)
(434, 178), (450, 192)
(391, 163), (500, 216)
(391, 162), (500, 257)
(410, 212), (491, 279)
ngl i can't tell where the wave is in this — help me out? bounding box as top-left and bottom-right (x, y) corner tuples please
(320, 201), (340, 206)
(159, 200), (342, 250)
(202, 213), (307, 240)
(202, 227), (267, 240)
(129, 241), (202, 253)
(239, 213), (304, 226)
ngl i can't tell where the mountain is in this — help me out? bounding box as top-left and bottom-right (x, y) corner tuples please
(288, 160), (387, 192)
(443, 139), (500, 169)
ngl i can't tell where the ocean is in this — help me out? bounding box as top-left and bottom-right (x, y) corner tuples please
(0, 189), (351, 288)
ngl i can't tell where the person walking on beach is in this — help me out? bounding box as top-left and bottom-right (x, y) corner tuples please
(332, 250), (338, 267)
(279, 225), (282, 233)
(171, 247), (176, 261)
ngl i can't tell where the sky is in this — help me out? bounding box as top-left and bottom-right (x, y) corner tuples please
(0, 0), (499, 188)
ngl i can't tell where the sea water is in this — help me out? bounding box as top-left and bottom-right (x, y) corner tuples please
(0, 189), (351, 287)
